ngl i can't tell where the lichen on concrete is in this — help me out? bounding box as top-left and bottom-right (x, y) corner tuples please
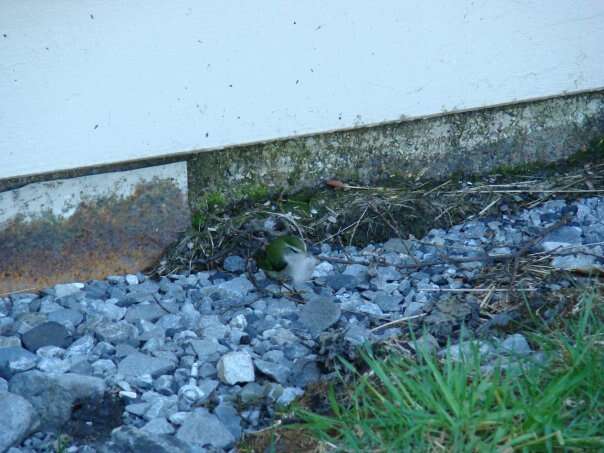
(188, 91), (604, 210)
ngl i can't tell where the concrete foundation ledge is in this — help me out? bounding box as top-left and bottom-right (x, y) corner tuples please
(0, 162), (190, 294)
(188, 90), (604, 209)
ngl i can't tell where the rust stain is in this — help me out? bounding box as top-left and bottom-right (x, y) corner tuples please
(0, 179), (190, 294)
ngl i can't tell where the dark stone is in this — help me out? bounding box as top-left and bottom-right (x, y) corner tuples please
(21, 321), (73, 352)
(325, 274), (357, 291)
(62, 393), (124, 445)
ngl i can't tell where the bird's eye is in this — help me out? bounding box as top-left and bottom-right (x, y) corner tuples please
(285, 244), (301, 253)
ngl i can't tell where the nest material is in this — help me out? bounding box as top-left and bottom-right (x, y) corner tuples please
(154, 156), (604, 278)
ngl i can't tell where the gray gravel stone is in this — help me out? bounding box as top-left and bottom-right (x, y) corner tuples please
(87, 299), (126, 321)
(54, 283), (83, 298)
(94, 320), (138, 345)
(0, 392), (39, 452)
(125, 303), (167, 323)
(118, 352), (176, 379)
(312, 261), (334, 278)
(189, 338), (228, 362)
(299, 297), (341, 336)
(344, 324), (372, 346)
(254, 359), (291, 384)
(125, 274), (139, 286)
(224, 255), (247, 273)
(9, 370), (105, 430)
(403, 299), (425, 316)
(141, 417), (175, 435)
(0, 347), (38, 379)
(343, 264), (369, 282)
(217, 351), (255, 385)
(176, 410), (235, 449)
(276, 386), (304, 406)
(0, 336), (21, 349)
(326, 273), (357, 291)
(376, 266), (403, 282)
(500, 334), (532, 356)
(109, 426), (196, 453)
(443, 341), (493, 362)
(0, 318), (14, 337)
(552, 253), (601, 273)
(373, 293), (403, 312)
(154, 375), (175, 395)
(214, 403), (242, 439)
(542, 226), (583, 251)
(289, 358), (320, 387)
(47, 309), (84, 329)
(217, 277), (254, 297)
(383, 238), (408, 253)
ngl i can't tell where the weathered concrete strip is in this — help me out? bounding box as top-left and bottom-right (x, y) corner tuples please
(0, 162), (189, 294)
(188, 90), (604, 208)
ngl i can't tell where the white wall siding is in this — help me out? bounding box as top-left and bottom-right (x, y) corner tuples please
(1, 1), (603, 180)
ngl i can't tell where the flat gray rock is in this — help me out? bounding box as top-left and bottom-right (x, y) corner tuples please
(0, 337), (21, 349)
(500, 334), (532, 356)
(325, 274), (357, 291)
(141, 417), (175, 435)
(299, 297), (341, 336)
(213, 403), (242, 439)
(217, 277), (254, 297)
(118, 352), (176, 378)
(254, 359), (291, 384)
(9, 370), (105, 430)
(176, 411), (235, 449)
(125, 302), (167, 323)
(383, 238), (408, 253)
(343, 263), (369, 282)
(0, 347), (38, 379)
(109, 426), (196, 453)
(21, 322), (73, 352)
(189, 338), (228, 361)
(373, 293), (403, 312)
(54, 283), (83, 298)
(94, 320), (138, 345)
(542, 226), (583, 251)
(0, 392), (39, 452)
(47, 309), (84, 328)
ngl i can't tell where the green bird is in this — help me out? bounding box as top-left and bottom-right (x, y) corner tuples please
(255, 235), (317, 285)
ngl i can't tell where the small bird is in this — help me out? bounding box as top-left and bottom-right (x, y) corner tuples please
(255, 235), (317, 285)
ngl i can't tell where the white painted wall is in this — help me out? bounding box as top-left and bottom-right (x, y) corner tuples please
(1, 1), (603, 180)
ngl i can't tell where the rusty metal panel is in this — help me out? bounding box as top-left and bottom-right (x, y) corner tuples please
(0, 163), (190, 294)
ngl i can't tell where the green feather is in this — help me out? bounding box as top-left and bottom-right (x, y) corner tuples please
(256, 235), (306, 272)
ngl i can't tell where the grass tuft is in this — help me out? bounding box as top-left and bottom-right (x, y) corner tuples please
(295, 290), (604, 452)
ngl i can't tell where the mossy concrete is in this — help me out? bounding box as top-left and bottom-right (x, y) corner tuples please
(188, 91), (604, 210)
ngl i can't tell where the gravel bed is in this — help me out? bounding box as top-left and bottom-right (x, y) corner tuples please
(0, 196), (602, 452)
